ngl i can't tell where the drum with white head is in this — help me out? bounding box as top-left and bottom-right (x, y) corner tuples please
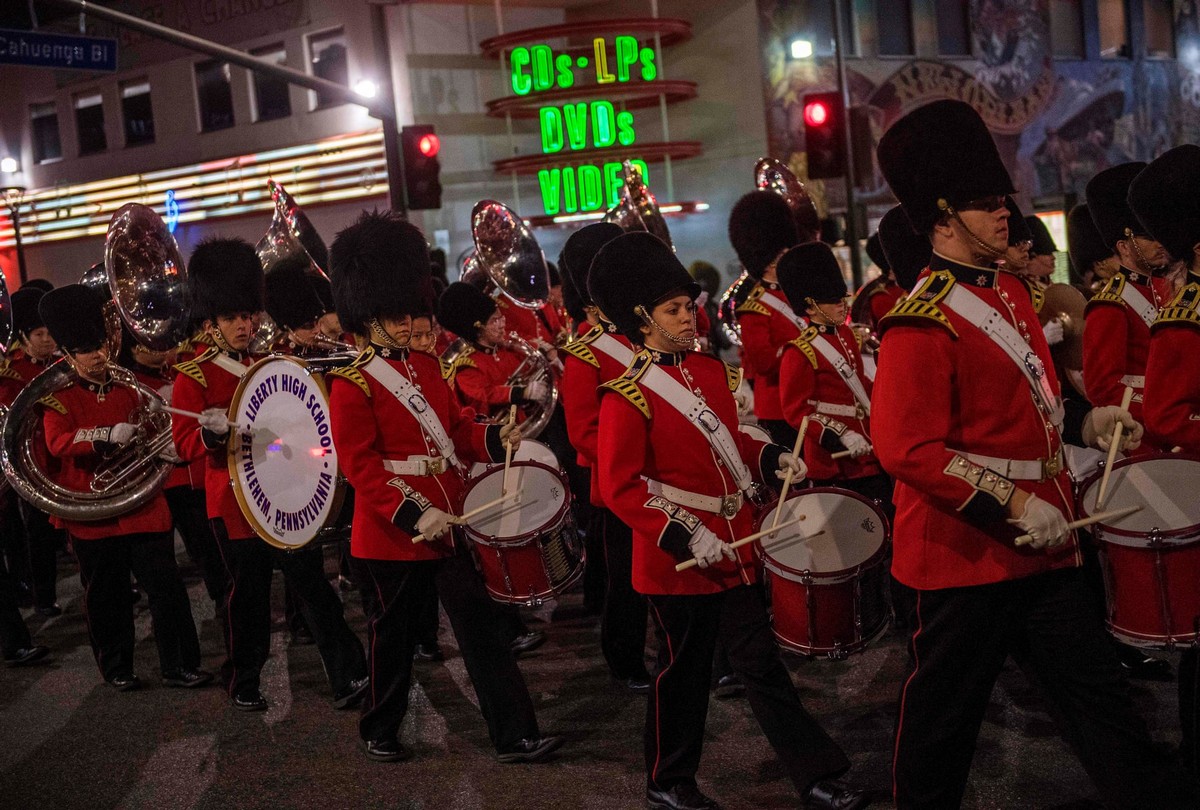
(469, 439), (560, 478)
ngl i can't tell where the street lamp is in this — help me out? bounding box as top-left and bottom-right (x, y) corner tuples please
(2, 186), (28, 286)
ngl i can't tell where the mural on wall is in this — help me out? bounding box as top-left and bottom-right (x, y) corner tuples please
(757, 0), (1196, 213)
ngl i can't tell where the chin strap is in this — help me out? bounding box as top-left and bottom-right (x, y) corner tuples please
(368, 319), (408, 350)
(635, 304), (693, 347)
(1125, 228), (1167, 276)
(938, 198), (1006, 264)
(209, 327), (235, 353)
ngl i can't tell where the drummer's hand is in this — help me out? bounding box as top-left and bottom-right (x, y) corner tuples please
(733, 378), (754, 416)
(522, 379), (549, 403)
(198, 408), (230, 436)
(499, 419), (522, 449)
(415, 507), (454, 542)
(775, 453), (807, 483)
(839, 430), (872, 458)
(1083, 406), (1143, 452)
(1042, 318), (1065, 346)
(687, 527), (737, 569)
(1006, 492), (1070, 549)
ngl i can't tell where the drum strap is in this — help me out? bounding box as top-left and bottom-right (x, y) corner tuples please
(1119, 282), (1158, 328)
(758, 288), (802, 325)
(362, 356), (461, 470)
(809, 335), (871, 416)
(944, 284), (1065, 428)
(591, 332), (635, 367)
(212, 354), (249, 379)
(637, 364), (754, 492)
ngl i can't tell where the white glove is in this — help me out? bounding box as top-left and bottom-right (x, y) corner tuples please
(523, 379), (548, 402)
(687, 526), (737, 569)
(775, 453), (807, 483)
(198, 408), (230, 436)
(499, 420), (523, 448)
(156, 383), (174, 403)
(415, 507), (454, 541)
(1082, 406), (1143, 452)
(158, 443), (182, 464)
(1042, 319), (1065, 346)
(840, 430), (872, 458)
(1006, 493), (1070, 550)
(733, 378), (755, 417)
(109, 423), (137, 445)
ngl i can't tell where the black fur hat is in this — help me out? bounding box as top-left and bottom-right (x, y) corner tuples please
(777, 241), (848, 308)
(728, 191), (799, 278)
(1086, 162), (1148, 249)
(866, 233), (889, 272)
(11, 287), (46, 339)
(560, 222), (624, 309)
(330, 210), (431, 336)
(1129, 145), (1200, 264)
(265, 255), (328, 331)
(22, 278), (54, 294)
(188, 237), (265, 322)
(877, 205), (932, 292)
(39, 284), (108, 354)
(1006, 197), (1032, 246)
(437, 281), (497, 343)
(877, 100), (1015, 234)
(588, 232), (699, 344)
(1067, 204), (1111, 275)
(1025, 215), (1057, 257)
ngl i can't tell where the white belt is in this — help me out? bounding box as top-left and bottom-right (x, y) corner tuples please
(645, 479), (743, 518)
(807, 399), (865, 419)
(1120, 374), (1145, 389)
(383, 456), (450, 476)
(952, 449), (1065, 481)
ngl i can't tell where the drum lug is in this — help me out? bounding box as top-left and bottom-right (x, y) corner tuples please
(802, 570), (817, 653)
(1149, 528), (1177, 649)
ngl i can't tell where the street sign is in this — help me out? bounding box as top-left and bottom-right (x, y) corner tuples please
(0, 28), (117, 72)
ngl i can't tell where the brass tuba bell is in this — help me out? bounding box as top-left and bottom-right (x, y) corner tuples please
(602, 161), (673, 248)
(754, 157), (821, 242)
(470, 199), (550, 309)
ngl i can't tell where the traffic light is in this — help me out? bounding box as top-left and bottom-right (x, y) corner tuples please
(401, 124), (442, 210)
(801, 92), (845, 180)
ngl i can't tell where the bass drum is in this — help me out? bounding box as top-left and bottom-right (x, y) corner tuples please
(470, 439), (560, 478)
(227, 356), (344, 549)
(737, 423), (773, 444)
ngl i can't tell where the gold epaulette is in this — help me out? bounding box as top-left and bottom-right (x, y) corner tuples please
(0, 361), (21, 382)
(577, 323), (604, 345)
(599, 378), (650, 418)
(1086, 273), (1127, 310)
(324, 347), (374, 398)
(1020, 278), (1046, 313)
(441, 345), (476, 385)
(1153, 282), (1200, 332)
(735, 283), (770, 317)
(562, 340), (599, 368)
(37, 394), (66, 415)
(878, 270), (958, 337)
(438, 357), (454, 380)
(723, 361), (743, 392)
(172, 346), (218, 388)
(787, 327), (821, 369)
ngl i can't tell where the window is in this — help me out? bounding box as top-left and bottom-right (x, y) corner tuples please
(935, 0), (971, 56)
(251, 44), (291, 121)
(1144, 0), (1175, 58)
(1050, 0), (1085, 58)
(196, 59), (235, 132)
(74, 93), (107, 155)
(30, 102), (61, 163)
(1099, 0), (1130, 58)
(308, 28), (348, 109)
(876, 0), (914, 56)
(120, 80), (155, 146)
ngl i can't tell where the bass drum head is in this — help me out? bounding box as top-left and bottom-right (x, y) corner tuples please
(738, 423), (773, 444)
(759, 488), (888, 579)
(462, 460), (568, 541)
(1077, 454), (1200, 545)
(470, 439), (560, 478)
(227, 356), (342, 549)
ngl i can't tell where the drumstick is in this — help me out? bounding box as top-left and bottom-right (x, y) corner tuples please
(502, 404), (518, 496)
(831, 446), (872, 460)
(148, 399), (241, 430)
(771, 417), (807, 530)
(1095, 386), (1134, 509)
(411, 491), (523, 543)
(1013, 505), (1142, 547)
(674, 516), (810, 572)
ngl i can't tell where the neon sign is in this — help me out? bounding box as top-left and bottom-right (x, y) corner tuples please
(165, 189), (179, 233)
(510, 37), (658, 94)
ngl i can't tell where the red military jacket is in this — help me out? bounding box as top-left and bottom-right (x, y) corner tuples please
(130, 364), (190, 490)
(598, 348), (782, 596)
(497, 296), (554, 346)
(174, 331), (215, 491)
(1082, 266), (1171, 425)
(327, 344), (504, 561)
(872, 255), (1080, 590)
(779, 322), (883, 481)
(869, 280), (906, 327)
(0, 359), (24, 406)
(41, 376), (172, 540)
(560, 321), (635, 508)
(445, 341), (527, 419)
(736, 281), (803, 421)
(1145, 271), (1200, 452)
(9, 351), (56, 386)
(171, 346), (259, 540)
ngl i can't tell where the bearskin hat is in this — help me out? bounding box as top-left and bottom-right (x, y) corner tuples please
(877, 205), (932, 292)
(39, 284), (108, 354)
(588, 232), (699, 344)
(22, 278), (54, 294)
(11, 287), (46, 339)
(560, 222), (624, 310)
(1086, 162), (1148, 249)
(1129, 145), (1200, 264)
(1066, 204), (1111, 276)
(188, 237), (264, 323)
(436, 281), (497, 343)
(1006, 197), (1032, 246)
(866, 233), (889, 272)
(329, 210), (432, 336)
(265, 255), (328, 331)
(777, 242), (848, 309)
(728, 191), (799, 278)
(1025, 215), (1057, 257)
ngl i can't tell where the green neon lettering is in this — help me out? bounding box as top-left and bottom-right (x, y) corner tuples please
(554, 54), (574, 90)
(563, 103), (588, 151)
(540, 107), (564, 154)
(579, 165), (604, 211)
(531, 45), (554, 92)
(603, 162), (624, 207)
(640, 47), (658, 82)
(562, 167), (578, 213)
(591, 101), (616, 148)
(631, 160), (649, 184)
(594, 38), (615, 84)
(615, 36), (638, 83)
(510, 47), (532, 95)
(538, 168), (562, 216)
(616, 111), (636, 146)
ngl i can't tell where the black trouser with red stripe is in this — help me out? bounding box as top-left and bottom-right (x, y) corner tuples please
(892, 567), (1199, 809)
(0, 565), (33, 658)
(357, 546), (540, 748)
(645, 584), (849, 795)
(598, 507), (650, 680)
(72, 531), (201, 681)
(17, 499), (61, 610)
(164, 486), (227, 605)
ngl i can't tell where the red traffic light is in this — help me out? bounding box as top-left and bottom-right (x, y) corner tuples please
(804, 100), (829, 128)
(418, 133), (440, 158)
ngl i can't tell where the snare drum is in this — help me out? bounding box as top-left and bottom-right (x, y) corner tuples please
(460, 460), (584, 606)
(1077, 454), (1200, 648)
(738, 423), (773, 444)
(757, 487), (890, 658)
(469, 439), (560, 478)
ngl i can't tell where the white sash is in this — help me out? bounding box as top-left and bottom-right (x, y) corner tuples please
(758, 288), (802, 325)
(362, 355), (460, 469)
(637, 363), (754, 492)
(212, 353), (249, 379)
(591, 332), (635, 367)
(1119, 280), (1158, 328)
(809, 333), (871, 416)
(944, 284), (1065, 427)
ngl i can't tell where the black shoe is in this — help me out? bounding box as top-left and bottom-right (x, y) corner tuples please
(4, 645), (50, 666)
(333, 676), (369, 710)
(231, 689), (268, 711)
(1116, 643), (1174, 681)
(496, 735), (563, 764)
(509, 630), (547, 656)
(413, 643), (444, 662)
(646, 783), (722, 810)
(107, 674), (142, 692)
(337, 575), (356, 593)
(363, 738), (411, 762)
(289, 627), (316, 646)
(162, 668), (214, 688)
(713, 674), (744, 699)
(34, 603), (62, 618)
(622, 675), (652, 693)
(804, 779), (870, 810)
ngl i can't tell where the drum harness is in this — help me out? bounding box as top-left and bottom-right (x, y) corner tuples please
(806, 335), (872, 420)
(362, 356), (461, 476)
(1114, 280), (1158, 401)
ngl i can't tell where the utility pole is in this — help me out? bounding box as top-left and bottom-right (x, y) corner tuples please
(831, 0), (862, 288)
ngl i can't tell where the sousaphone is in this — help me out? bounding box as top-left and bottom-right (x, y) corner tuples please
(603, 161), (672, 248)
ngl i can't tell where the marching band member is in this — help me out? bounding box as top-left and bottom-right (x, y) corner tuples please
(327, 210), (561, 764)
(1067, 204), (1120, 294)
(39, 285), (209, 691)
(728, 190), (803, 447)
(875, 205), (931, 295)
(855, 234), (905, 333)
(873, 99), (1192, 809)
(558, 221), (652, 692)
(590, 231), (866, 810)
(173, 239), (367, 713)
(1024, 215), (1058, 282)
